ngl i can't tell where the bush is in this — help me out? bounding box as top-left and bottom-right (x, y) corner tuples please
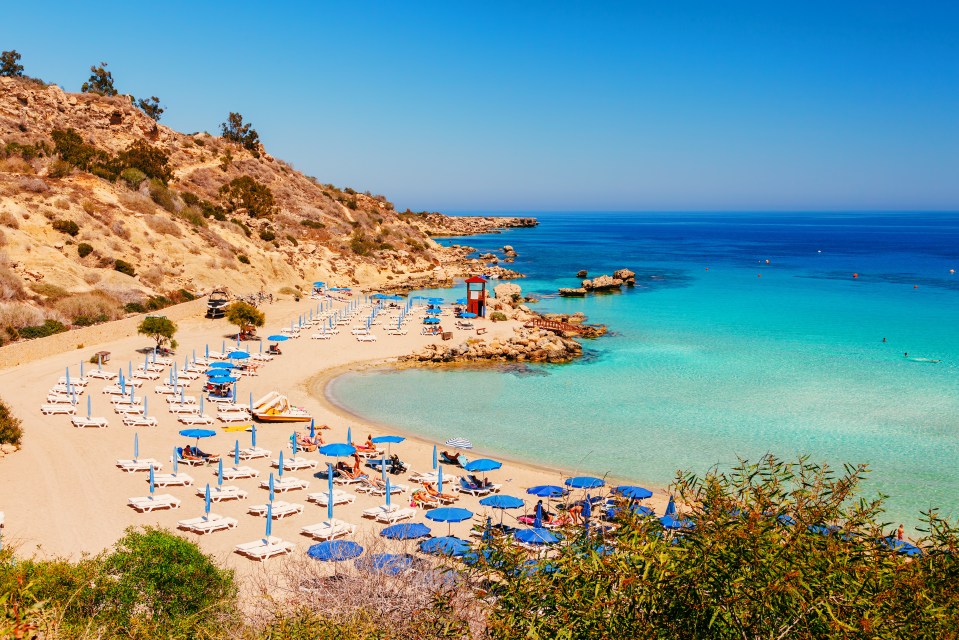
(18, 318), (67, 339)
(81, 62), (117, 96)
(136, 96), (164, 122)
(148, 179), (177, 213)
(219, 176), (276, 219)
(490, 311), (508, 322)
(259, 229), (276, 242)
(54, 291), (122, 325)
(300, 219), (325, 229)
(124, 301), (146, 314)
(51, 219), (79, 236)
(119, 167), (146, 189)
(51, 129), (106, 171)
(145, 295), (172, 311)
(175, 207), (206, 227)
(114, 259), (136, 277)
(220, 112), (260, 153)
(117, 140), (171, 184)
(286, 234), (298, 246)
(77, 242), (93, 258)
(138, 315), (177, 347)
(0, 396), (23, 446)
(47, 159), (73, 178)
(238, 254), (250, 264)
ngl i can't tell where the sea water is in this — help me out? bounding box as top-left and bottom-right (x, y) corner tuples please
(327, 212), (959, 526)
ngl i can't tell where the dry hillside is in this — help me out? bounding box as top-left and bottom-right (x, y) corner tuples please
(0, 76), (489, 341)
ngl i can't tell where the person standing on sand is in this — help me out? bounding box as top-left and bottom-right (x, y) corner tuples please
(897, 524), (905, 541)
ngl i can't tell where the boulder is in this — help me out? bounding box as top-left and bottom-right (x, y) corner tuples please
(559, 287), (587, 297)
(613, 268), (636, 285)
(576, 269), (588, 278)
(493, 282), (522, 305)
(582, 275), (623, 291)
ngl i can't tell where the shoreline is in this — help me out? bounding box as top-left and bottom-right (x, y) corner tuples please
(309, 358), (669, 497)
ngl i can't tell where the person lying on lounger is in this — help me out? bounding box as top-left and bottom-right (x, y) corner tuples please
(335, 461), (367, 480)
(467, 474), (493, 489)
(186, 445), (220, 464)
(412, 489), (439, 507)
(421, 482), (457, 502)
(293, 432), (320, 451)
(388, 454), (407, 474)
(356, 435), (377, 452)
(440, 451), (460, 465)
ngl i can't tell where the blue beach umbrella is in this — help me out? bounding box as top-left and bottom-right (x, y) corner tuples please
(149, 464), (155, 497)
(320, 443), (356, 457)
(209, 376), (237, 384)
(565, 476), (605, 490)
(267, 335), (289, 342)
(534, 503), (543, 528)
(357, 553), (414, 576)
(134, 433), (139, 460)
(234, 441), (241, 467)
(291, 433), (299, 456)
(480, 495), (524, 510)
(616, 485), (653, 500)
(385, 477), (392, 508)
(309, 420), (316, 439)
(423, 317), (440, 325)
(432, 445), (438, 470)
(172, 446), (179, 475)
(251, 425), (258, 448)
(346, 426), (352, 444)
(86, 395), (91, 418)
(381, 522), (431, 540)
(308, 540), (363, 562)
(425, 507), (474, 536)
(660, 515), (694, 531)
(208, 362), (234, 369)
(265, 502), (273, 539)
(464, 459), (502, 473)
(583, 495), (592, 519)
(515, 528), (560, 545)
(228, 351), (249, 360)
(278, 451), (285, 476)
(142, 397), (148, 418)
(204, 484), (211, 519)
(664, 496), (677, 518)
(454, 298), (467, 305)
(179, 428), (215, 449)
(268, 473), (275, 502)
(882, 537), (923, 557)
(419, 536), (470, 557)
(527, 485), (566, 498)
(217, 459), (224, 487)
(460, 312), (477, 319)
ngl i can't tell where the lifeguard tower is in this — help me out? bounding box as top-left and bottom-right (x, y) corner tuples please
(465, 275), (488, 317)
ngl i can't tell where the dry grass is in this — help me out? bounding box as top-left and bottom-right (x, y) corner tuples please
(110, 220), (130, 240)
(54, 198), (70, 210)
(53, 290), (123, 323)
(19, 177), (48, 193)
(82, 271), (101, 285)
(0, 301), (50, 328)
(0, 210), (19, 229)
(0, 157), (34, 174)
(118, 191), (156, 216)
(139, 264), (165, 286)
(0, 265), (26, 301)
(144, 214), (181, 237)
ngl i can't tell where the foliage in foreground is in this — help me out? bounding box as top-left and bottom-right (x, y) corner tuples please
(0, 396), (23, 445)
(2, 459), (958, 639)
(483, 456), (959, 639)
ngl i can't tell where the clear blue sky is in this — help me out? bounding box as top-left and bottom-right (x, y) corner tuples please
(3, 1), (957, 212)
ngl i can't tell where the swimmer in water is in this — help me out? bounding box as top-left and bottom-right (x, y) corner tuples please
(904, 352), (909, 358)
(882, 337), (887, 343)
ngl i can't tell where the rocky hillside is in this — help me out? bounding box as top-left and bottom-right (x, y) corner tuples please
(0, 77), (519, 341)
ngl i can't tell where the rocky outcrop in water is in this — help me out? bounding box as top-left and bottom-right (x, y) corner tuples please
(559, 287), (587, 297)
(583, 274), (622, 291)
(402, 326), (583, 364)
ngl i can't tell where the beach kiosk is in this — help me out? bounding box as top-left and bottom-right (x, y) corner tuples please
(465, 275), (488, 318)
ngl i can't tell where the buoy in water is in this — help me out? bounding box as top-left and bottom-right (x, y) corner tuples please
(914, 285), (919, 289)
(853, 273), (859, 278)
(757, 274), (762, 278)
(765, 259), (770, 265)
(950, 269), (955, 274)
(705, 267), (709, 271)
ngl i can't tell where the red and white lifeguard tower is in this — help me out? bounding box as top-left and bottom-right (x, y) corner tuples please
(465, 275), (488, 317)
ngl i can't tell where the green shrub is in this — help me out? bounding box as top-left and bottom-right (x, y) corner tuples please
(219, 176), (276, 219)
(300, 219), (325, 229)
(238, 254), (250, 264)
(148, 179), (176, 212)
(490, 311), (507, 322)
(220, 112), (260, 152)
(51, 129), (106, 171)
(231, 218), (251, 237)
(117, 140), (171, 184)
(52, 219), (79, 236)
(259, 229), (275, 242)
(72, 313), (108, 327)
(80, 62), (117, 96)
(0, 396), (23, 446)
(47, 159), (73, 178)
(176, 289), (195, 301)
(175, 206), (206, 227)
(145, 295), (172, 311)
(124, 302), (146, 314)
(350, 231), (371, 256)
(119, 167), (146, 189)
(114, 259), (136, 277)
(18, 319), (67, 339)
(285, 234), (298, 246)
(180, 191), (200, 207)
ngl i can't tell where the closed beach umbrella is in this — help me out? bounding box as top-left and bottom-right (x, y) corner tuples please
(583, 494), (592, 519)
(534, 503), (543, 528)
(133, 433), (139, 460)
(291, 433), (298, 456)
(445, 437), (473, 450)
(381, 522), (431, 540)
(385, 477), (392, 508)
(204, 483), (211, 519)
(327, 463), (334, 520)
(251, 425), (258, 448)
(217, 459), (224, 487)
(664, 496), (677, 518)
(172, 446), (178, 475)
(86, 395), (91, 418)
(309, 420), (316, 439)
(278, 451), (285, 476)
(268, 473), (275, 502)
(346, 426), (352, 444)
(234, 441), (240, 467)
(438, 465), (444, 494)
(148, 464), (155, 497)
(265, 502), (273, 539)
(142, 397), (148, 418)
(565, 476), (605, 490)
(432, 445), (438, 470)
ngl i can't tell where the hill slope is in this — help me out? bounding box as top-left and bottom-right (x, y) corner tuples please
(0, 77), (492, 338)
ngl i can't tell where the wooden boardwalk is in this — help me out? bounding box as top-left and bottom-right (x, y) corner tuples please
(527, 318), (584, 334)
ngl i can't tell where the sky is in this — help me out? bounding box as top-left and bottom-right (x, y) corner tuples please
(2, 1), (958, 212)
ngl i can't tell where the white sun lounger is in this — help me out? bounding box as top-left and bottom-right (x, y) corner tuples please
(115, 404), (144, 415)
(362, 503), (402, 519)
(71, 416), (109, 428)
(355, 448), (385, 459)
(86, 370), (117, 380)
(169, 404), (199, 415)
(356, 334), (377, 342)
(116, 458), (162, 472)
(154, 385), (180, 395)
(262, 476), (310, 492)
(167, 395), (197, 405)
(273, 456), (317, 471)
(177, 414), (214, 425)
(220, 465), (260, 480)
(177, 371), (201, 380)
(200, 485), (248, 501)
(387, 329), (409, 336)
(58, 375), (88, 386)
(409, 471), (459, 485)
(375, 507), (416, 524)
(46, 394), (76, 404)
(151, 472), (195, 487)
(311, 332), (332, 340)
(50, 385), (83, 396)
(250, 353), (274, 362)
(110, 396), (142, 406)
(218, 411), (249, 423)
(207, 351), (226, 360)
(178, 514), (239, 535)
(131, 371), (160, 380)
(360, 482), (408, 496)
(307, 490), (355, 506)
(41, 403), (76, 415)
(300, 519), (356, 540)
(235, 537), (295, 561)
(239, 447), (271, 460)
(333, 474), (368, 486)
(128, 494), (181, 512)
(122, 415), (158, 427)
(248, 501), (303, 519)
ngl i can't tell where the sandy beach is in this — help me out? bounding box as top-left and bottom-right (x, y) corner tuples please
(0, 295), (668, 576)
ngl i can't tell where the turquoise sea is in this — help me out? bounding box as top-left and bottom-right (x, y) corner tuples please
(327, 212), (959, 526)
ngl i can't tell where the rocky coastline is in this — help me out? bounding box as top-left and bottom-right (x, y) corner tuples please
(559, 268), (636, 297)
(415, 214), (539, 237)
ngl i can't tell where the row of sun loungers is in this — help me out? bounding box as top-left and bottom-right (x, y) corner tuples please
(178, 513), (239, 535)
